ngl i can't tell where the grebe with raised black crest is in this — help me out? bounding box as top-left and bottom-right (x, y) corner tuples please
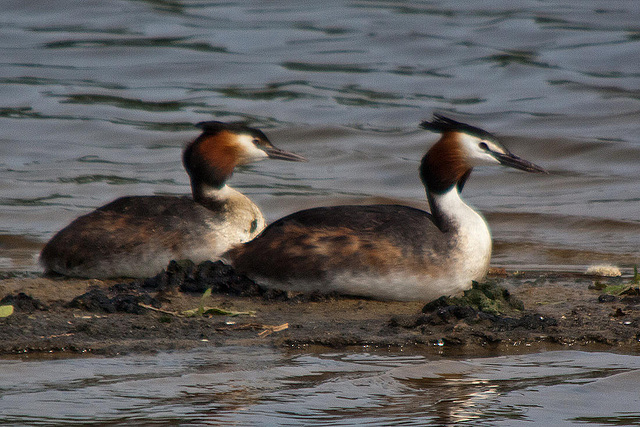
(227, 115), (546, 301)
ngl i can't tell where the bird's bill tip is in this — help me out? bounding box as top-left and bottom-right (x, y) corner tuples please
(496, 152), (548, 173)
(264, 146), (308, 162)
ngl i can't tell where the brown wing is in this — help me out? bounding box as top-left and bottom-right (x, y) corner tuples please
(40, 196), (221, 276)
(228, 204), (454, 280)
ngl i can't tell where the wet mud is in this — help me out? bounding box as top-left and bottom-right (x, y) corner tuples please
(1, 262), (639, 358)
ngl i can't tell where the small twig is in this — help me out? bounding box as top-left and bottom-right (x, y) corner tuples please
(139, 303), (286, 337)
(258, 323), (289, 337)
(216, 322), (263, 332)
(138, 303), (182, 317)
(39, 333), (75, 339)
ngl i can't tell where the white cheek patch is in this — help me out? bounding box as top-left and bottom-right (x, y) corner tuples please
(458, 134), (502, 166)
(483, 140), (504, 153)
(236, 134), (269, 164)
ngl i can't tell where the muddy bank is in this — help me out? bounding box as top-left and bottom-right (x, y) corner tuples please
(1, 262), (639, 358)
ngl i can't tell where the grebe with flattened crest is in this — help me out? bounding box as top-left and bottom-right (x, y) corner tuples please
(40, 121), (306, 278)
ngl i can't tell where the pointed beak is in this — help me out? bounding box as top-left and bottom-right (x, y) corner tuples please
(263, 146), (308, 162)
(493, 151), (548, 173)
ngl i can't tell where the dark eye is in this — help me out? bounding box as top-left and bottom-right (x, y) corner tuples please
(252, 139), (261, 145)
(479, 142), (489, 150)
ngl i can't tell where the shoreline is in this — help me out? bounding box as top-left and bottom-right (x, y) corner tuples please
(1, 266), (639, 359)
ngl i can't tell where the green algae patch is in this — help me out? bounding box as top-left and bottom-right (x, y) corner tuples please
(593, 283), (637, 296)
(590, 265), (640, 297)
(0, 305), (14, 318)
(423, 281), (524, 316)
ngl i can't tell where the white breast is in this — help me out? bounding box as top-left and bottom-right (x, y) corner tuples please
(177, 185), (266, 264)
(432, 187), (492, 284)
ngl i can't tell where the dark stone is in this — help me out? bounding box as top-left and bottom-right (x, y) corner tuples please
(422, 296), (449, 313)
(181, 260), (261, 296)
(598, 294), (617, 303)
(111, 293), (159, 314)
(0, 292), (48, 312)
(138, 259), (196, 291)
(68, 289), (116, 313)
(138, 260), (265, 297)
(67, 288), (160, 314)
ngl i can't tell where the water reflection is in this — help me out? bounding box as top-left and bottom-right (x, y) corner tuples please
(1, 350), (639, 425)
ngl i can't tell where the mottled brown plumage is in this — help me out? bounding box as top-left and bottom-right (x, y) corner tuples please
(227, 115), (546, 301)
(229, 205), (454, 281)
(40, 122), (306, 278)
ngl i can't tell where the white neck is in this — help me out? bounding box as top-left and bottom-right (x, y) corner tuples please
(198, 183), (235, 203)
(428, 186), (493, 285)
(427, 186), (482, 233)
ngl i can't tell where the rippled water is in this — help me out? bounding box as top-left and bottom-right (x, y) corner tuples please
(1, 0), (639, 273)
(1, 2), (639, 424)
(0, 349), (639, 426)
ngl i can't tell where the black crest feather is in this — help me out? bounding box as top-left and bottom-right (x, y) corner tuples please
(195, 121), (270, 141)
(420, 114), (496, 141)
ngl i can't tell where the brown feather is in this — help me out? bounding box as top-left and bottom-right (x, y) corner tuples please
(192, 130), (241, 180)
(421, 132), (472, 194)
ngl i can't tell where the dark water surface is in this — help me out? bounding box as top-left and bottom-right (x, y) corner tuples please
(1, 1), (639, 424)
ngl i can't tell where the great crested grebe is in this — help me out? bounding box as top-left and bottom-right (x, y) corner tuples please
(227, 114), (547, 301)
(40, 121), (306, 278)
